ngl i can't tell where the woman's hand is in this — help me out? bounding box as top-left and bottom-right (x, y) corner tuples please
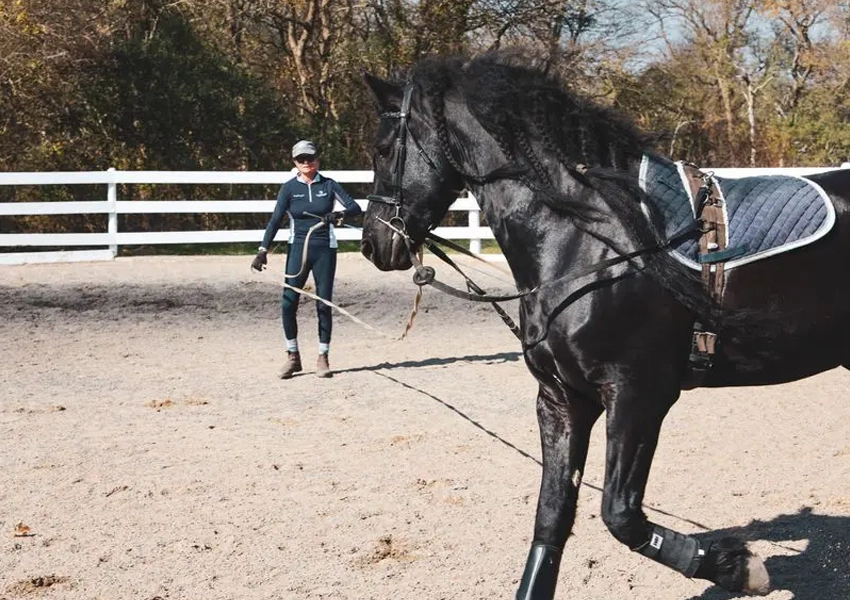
(251, 250), (268, 271)
(323, 211), (345, 226)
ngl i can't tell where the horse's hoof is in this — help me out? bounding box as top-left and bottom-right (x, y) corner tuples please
(743, 552), (770, 595)
(695, 537), (771, 595)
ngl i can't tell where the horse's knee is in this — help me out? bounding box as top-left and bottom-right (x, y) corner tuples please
(600, 496), (646, 548)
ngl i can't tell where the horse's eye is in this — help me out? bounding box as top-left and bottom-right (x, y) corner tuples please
(375, 144), (393, 158)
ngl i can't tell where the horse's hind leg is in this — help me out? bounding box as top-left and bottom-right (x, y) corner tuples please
(600, 388), (770, 595)
(515, 384), (603, 600)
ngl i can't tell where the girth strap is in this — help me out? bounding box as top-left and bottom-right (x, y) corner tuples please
(681, 163), (729, 303)
(681, 163), (728, 376)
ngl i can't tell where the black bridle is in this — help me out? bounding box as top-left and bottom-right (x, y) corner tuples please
(365, 84), (412, 221)
(366, 84), (443, 232)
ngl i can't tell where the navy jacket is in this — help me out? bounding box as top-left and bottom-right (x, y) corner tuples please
(260, 173), (362, 249)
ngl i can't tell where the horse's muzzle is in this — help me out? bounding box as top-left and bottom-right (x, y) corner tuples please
(360, 235), (413, 271)
(360, 238), (375, 263)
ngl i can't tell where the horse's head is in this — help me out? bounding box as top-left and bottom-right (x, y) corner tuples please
(360, 73), (464, 271)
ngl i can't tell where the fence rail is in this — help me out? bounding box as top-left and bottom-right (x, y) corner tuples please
(1, 166), (847, 265)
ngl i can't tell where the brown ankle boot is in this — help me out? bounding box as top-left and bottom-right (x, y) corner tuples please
(280, 351), (302, 379)
(316, 353), (332, 378)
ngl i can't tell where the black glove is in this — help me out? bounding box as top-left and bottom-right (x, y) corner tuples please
(323, 211), (345, 226)
(251, 250), (267, 272)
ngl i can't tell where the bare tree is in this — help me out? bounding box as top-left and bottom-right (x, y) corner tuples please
(644, 0), (771, 164)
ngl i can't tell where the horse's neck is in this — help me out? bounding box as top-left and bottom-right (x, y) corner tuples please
(471, 156), (650, 293)
(472, 180), (592, 292)
(443, 96), (640, 290)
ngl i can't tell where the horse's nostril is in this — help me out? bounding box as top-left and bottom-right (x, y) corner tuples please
(360, 239), (373, 260)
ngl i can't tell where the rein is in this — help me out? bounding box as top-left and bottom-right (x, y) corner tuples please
(417, 236), (522, 339)
(417, 223), (701, 304)
(375, 211), (700, 346)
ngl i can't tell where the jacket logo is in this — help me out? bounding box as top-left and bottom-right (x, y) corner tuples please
(293, 193), (305, 198)
(316, 190), (328, 197)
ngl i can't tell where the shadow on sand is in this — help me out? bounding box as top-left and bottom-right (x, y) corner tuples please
(333, 351), (523, 374)
(687, 508), (850, 600)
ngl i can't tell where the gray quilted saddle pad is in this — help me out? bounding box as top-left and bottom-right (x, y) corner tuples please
(638, 154), (836, 270)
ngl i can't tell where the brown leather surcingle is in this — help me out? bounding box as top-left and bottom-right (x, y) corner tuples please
(681, 163), (728, 303)
(681, 163), (729, 374)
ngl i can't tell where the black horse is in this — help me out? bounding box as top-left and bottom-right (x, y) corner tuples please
(360, 53), (850, 599)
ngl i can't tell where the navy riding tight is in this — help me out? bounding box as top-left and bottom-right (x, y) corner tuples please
(281, 243), (337, 344)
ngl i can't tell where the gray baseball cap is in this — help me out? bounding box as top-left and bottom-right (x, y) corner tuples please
(292, 140), (318, 158)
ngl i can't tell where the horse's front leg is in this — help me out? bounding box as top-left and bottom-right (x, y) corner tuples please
(600, 386), (770, 595)
(516, 384), (603, 600)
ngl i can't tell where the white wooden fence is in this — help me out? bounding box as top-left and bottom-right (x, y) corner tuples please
(0, 169), (493, 265)
(1, 166), (847, 265)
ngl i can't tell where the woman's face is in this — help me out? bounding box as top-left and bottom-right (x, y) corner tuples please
(294, 154), (319, 179)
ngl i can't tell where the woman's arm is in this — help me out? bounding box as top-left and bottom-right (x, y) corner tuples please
(331, 181), (363, 218)
(260, 183), (291, 250)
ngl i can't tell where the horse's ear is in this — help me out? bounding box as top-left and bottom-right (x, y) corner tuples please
(363, 72), (403, 112)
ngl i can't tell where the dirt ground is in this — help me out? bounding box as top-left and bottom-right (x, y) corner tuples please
(1, 254), (848, 600)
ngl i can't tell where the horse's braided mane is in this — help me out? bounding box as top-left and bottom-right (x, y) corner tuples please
(407, 53), (726, 327)
(415, 59), (526, 188)
(395, 52), (775, 346)
(458, 53), (649, 166)
(411, 54), (605, 222)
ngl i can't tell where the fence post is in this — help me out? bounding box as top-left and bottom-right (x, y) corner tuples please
(467, 192), (481, 255)
(107, 167), (118, 257)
